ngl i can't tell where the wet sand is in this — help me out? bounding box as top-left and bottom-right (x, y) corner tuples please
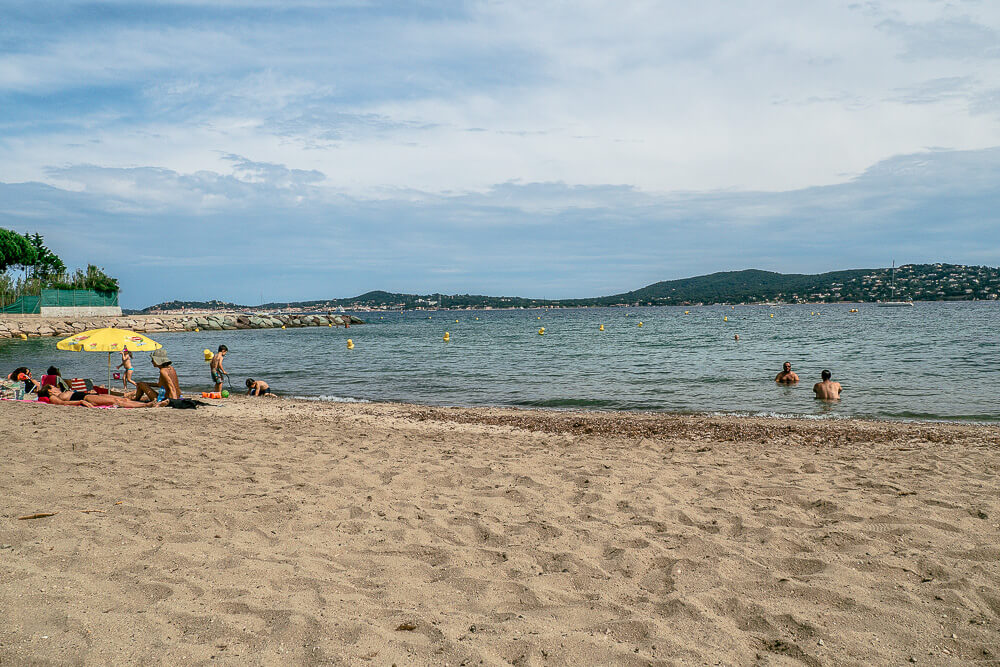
(2, 398), (998, 664)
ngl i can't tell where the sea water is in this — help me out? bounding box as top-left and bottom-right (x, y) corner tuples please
(3, 302), (998, 421)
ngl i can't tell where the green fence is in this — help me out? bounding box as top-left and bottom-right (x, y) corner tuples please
(1, 289), (119, 314)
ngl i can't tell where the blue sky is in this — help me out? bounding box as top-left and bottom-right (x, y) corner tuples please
(1, 1), (999, 307)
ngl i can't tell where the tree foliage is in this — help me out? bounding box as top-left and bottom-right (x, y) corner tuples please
(1, 227), (118, 295)
(0, 229), (38, 272)
(50, 265), (120, 293)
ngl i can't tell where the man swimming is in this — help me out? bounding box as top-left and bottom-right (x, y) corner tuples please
(774, 361), (799, 384)
(813, 369), (843, 400)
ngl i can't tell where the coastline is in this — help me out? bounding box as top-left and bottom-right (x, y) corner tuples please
(0, 312), (363, 340)
(2, 398), (997, 663)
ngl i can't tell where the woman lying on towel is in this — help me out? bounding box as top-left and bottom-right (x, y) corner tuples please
(37, 385), (159, 408)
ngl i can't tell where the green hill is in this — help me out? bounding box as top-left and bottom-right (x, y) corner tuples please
(138, 263), (1000, 312)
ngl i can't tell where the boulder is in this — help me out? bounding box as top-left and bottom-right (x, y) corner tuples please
(349, 315), (364, 324)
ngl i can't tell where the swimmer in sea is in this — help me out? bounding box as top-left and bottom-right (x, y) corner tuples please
(774, 361), (799, 384)
(813, 369), (843, 400)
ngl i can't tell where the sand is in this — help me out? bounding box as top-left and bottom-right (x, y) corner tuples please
(1, 398), (998, 665)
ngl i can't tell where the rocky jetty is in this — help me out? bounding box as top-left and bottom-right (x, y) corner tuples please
(0, 312), (364, 339)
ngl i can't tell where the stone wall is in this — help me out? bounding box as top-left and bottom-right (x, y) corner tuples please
(0, 312), (364, 340)
(39, 306), (123, 317)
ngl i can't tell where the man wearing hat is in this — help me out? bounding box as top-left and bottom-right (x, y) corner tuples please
(134, 348), (181, 403)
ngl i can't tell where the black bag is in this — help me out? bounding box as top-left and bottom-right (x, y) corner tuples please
(167, 398), (208, 409)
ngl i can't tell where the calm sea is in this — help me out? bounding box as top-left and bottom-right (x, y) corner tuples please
(3, 303), (998, 421)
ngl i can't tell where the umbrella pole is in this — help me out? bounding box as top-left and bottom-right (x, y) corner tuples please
(108, 353), (111, 391)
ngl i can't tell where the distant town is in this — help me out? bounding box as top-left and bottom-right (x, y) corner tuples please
(135, 263), (1000, 314)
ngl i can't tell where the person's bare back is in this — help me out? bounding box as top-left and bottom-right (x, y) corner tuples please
(813, 369), (843, 400)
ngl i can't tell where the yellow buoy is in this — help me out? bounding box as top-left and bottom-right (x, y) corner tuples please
(537, 316), (541, 320)
(194, 327), (200, 332)
(475, 317), (479, 320)
(731, 306), (735, 310)
(724, 316), (728, 322)
(599, 324), (604, 331)
(684, 311), (689, 315)
(638, 322), (643, 327)
(281, 325), (286, 329)
(770, 313), (774, 318)
(19, 333), (27, 340)
(444, 332), (450, 341)
(347, 339), (354, 349)
(328, 323), (332, 327)
(203, 349), (213, 361)
(538, 327), (545, 335)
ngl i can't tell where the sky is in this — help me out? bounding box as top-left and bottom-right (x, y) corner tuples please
(1, 1), (999, 308)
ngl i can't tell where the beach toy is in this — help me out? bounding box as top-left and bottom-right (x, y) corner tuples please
(347, 339), (354, 349)
(221, 390), (229, 398)
(201, 392), (222, 399)
(203, 349), (213, 361)
(599, 324), (604, 331)
(538, 327), (545, 335)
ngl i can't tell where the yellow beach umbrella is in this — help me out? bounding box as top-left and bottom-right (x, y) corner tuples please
(57, 328), (162, 388)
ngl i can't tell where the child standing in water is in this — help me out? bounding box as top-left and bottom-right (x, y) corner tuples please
(117, 347), (135, 391)
(211, 345), (228, 393)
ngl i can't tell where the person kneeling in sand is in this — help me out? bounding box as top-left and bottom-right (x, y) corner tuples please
(775, 361), (799, 384)
(246, 378), (276, 397)
(813, 369), (843, 400)
(38, 385), (156, 408)
(134, 349), (181, 404)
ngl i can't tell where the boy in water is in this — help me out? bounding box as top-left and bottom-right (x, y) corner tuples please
(211, 345), (228, 393)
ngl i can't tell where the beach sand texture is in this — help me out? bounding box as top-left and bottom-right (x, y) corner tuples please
(2, 399), (998, 665)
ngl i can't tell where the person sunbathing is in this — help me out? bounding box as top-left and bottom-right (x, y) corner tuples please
(38, 385), (157, 408)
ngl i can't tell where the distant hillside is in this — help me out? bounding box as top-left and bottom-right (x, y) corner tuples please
(138, 263), (1000, 312)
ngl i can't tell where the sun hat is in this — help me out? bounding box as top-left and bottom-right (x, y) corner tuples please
(151, 349), (171, 365)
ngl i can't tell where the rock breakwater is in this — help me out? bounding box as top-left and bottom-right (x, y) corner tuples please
(0, 312), (364, 339)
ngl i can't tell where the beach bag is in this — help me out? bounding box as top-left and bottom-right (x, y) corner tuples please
(0, 379), (18, 399)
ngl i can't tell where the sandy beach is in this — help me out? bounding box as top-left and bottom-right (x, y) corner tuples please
(2, 399), (998, 665)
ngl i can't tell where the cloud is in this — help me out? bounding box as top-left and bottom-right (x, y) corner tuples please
(1, 147), (998, 307)
(879, 15), (1000, 60)
(0, 2), (999, 306)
